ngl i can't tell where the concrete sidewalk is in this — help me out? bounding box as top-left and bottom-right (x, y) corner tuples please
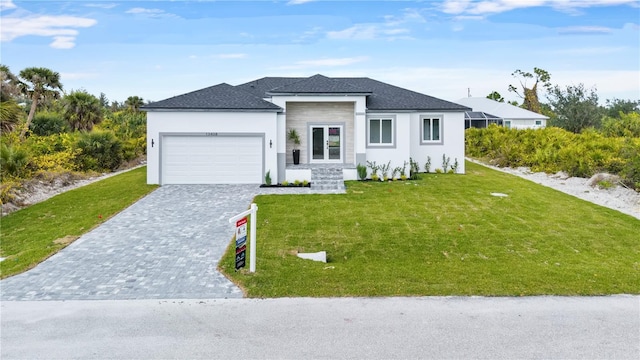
(2, 295), (638, 359)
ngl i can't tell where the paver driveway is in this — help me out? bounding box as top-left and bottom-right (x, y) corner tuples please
(1, 185), (274, 300)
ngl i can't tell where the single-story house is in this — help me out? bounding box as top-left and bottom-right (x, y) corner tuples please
(455, 97), (548, 130)
(143, 74), (470, 185)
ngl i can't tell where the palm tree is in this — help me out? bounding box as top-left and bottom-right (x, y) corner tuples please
(125, 96), (144, 112)
(0, 65), (24, 133)
(63, 90), (103, 131)
(0, 100), (23, 133)
(18, 67), (63, 139)
(1, 64), (23, 102)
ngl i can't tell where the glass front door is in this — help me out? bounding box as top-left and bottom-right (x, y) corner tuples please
(310, 125), (342, 163)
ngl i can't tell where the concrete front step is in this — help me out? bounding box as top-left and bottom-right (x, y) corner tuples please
(310, 167), (346, 191)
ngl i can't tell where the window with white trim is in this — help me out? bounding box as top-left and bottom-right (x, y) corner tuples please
(535, 120), (542, 126)
(421, 116), (443, 144)
(368, 118), (393, 146)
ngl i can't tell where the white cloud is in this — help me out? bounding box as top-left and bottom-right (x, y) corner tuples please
(328, 25), (377, 40)
(552, 46), (626, 55)
(84, 3), (118, 9)
(558, 26), (613, 34)
(126, 7), (164, 15)
(0, 0), (16, 11)
(0, 15), (97, 49)
(441, 0), (638, 15)
(327, 24), (411, 40)
(125, 7), (178, 19)
(287, 0), (315, 4)
(50, 36), (76, 49)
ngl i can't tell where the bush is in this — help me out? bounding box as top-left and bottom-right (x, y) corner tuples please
(0, 143), (30, 179)
(74, 131), (123, 171)
(466, 126), (636, 188)
(30, 111), (68, 136)
(25, 133), (79, 172)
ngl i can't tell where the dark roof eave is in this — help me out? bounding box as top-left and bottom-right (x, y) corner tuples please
(142, 107), (282, 112)
(266, 91), (372, 96)
(366, 107), (471, 113)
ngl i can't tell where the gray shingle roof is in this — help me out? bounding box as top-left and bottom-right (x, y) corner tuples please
(145, 75), (470, 112)
(266, 74), (372, 95)
(143, 83), (281, 111)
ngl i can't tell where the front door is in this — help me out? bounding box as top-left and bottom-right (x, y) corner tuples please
(310, 125), (342, 163)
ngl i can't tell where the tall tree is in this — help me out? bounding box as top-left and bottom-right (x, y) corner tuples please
(508, 67), (551, 114)
(125, 96), (144, 112)
(486, 91), (505, 102)
(604, 98), (640, 118)
(18, 67), (63, 138)
(0, 64), (23, 102)
(0, 64), (24, 132)
(62, 90), (103, 131)
(547, 84), (602, 133)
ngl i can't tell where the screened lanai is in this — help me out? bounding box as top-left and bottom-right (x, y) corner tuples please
(464, 111), (503, 129)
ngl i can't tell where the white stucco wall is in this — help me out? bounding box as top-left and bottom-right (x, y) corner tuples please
(146, 111), (278, 184)
(410, 112), (466, 174)
(364, 111), (466, 176)
(506, 118), (547, 130)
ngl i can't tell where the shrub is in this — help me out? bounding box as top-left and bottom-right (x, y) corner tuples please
(30, 111), (68, 136)
(0, 143), (30, 179)
(74, 130), (123, 171)
(265, 170), (272, 185)
(356, 164), (367, 180)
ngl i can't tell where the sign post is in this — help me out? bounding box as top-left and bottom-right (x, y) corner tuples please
(228, 203), (258, 273)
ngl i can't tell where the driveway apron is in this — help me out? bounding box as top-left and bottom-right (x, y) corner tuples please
(0, 185), (269, 300)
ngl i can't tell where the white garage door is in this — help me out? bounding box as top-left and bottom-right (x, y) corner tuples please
(162, 135), (263, 184)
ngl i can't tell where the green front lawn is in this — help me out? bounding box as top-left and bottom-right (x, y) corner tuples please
(1, 167), (157, 278)
(220, 161), (640, 297)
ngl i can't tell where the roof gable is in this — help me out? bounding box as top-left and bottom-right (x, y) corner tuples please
(456, 97), (548, 120)
(267, 74), (371, 95)
(143, 83), (282, 111)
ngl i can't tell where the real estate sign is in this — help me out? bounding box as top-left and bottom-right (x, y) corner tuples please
(235, 217), (247, 270)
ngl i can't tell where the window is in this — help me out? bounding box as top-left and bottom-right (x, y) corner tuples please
(535, 120), (542, 126)
(505, 120), (512, 129)
(368, 118), (393, 146)
(421, 116), (443, 144)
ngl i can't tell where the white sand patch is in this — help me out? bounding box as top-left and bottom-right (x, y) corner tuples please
(469, 158), (640, 220)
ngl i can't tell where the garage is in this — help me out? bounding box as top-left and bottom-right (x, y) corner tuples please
(161, 135), (263, 184)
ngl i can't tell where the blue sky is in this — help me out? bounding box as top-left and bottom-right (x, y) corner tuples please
(1, 0), (639, 105)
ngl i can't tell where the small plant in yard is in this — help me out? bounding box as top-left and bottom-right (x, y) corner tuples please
(391, 166), (401, 181)
(409, 157), (420, 180)
(356, 164), (367, 181)
(597, 180), (614, 189)
(442, 154), (451, 173)
(435, 168), (443, 174)
(367, 161), (380, 181)
(400, 161), (408, 180)
(452, 158), (459, 174)
(265, 170), (272, 186)
(380, 161), (391, 181)
(303, 180), (309, 187)
(294, 179), (301, 186)
(281, 180), (289, 186)
(425, 156), (432, 173)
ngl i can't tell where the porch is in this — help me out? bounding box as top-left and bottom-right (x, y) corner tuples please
(285, 163), (358, 191)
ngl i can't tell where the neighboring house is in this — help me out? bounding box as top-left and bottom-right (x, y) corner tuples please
(456, 97), (548, 130)
(143, 74), (470, 185)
